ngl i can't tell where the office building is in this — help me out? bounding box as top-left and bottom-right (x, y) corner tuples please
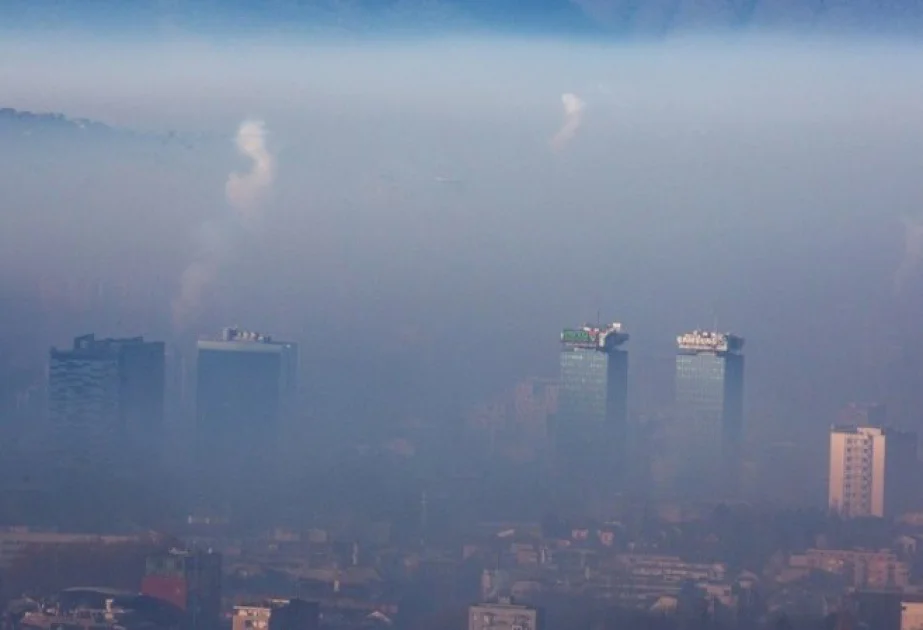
(556, 322), (629, 486)
(142, 548), (222, 630)
(195, 328), (298, 489)
(47, 334), (165, 467)
(668, 330), (744, 498)
(469, 599), (542, 630)
(828, 425), (917, 518)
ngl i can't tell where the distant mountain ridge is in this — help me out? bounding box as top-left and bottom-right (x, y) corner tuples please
(0, 107), (116, 134)
(0, 107), (210, 149)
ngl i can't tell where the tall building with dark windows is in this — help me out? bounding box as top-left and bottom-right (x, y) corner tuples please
(555, 323), (629, 490)
(48, 334), (165, 449)
(195, 328), (298, 500)
(667, 330), (744, 499)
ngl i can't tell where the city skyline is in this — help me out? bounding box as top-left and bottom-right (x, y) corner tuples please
(5, 5), (923, 629)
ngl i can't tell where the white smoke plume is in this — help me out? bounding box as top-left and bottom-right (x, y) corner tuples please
(171, 220), (229, 331)
(551, 92), (586, 150)
(172, 120), (275, 330)
(895, 215), (923, 295)
(172, 259), (218, 332)
(225, 120), (275, 217)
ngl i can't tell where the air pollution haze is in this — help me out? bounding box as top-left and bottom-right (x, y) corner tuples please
(1, 34), (923, 448)
(895, 214), (923, 295)
(171, 119), (275, 330)
(551, 92), (586, 150)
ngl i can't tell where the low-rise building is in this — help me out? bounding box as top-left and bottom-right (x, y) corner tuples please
(233, 599), (319, 630)
(788, 549), (910, 590)
(468, 599), (542, 630)
(0, 528), (141, 568)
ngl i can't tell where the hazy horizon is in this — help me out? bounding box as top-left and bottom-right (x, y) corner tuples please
(3, 29), (923, 461)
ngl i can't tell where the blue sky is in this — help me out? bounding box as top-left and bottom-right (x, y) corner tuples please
(4, 0), (923, 39)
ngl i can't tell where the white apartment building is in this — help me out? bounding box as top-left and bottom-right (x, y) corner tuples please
(903, 601), (923, 630)
(828, 425), (916, 518)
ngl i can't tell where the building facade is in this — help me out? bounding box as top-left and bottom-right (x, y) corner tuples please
(233, 599), (319, 630)
(47, 334), (165, 468)
(195, 328), (298, 499)
(664, 330), (744, 499)
(555, 323), (629, 488)
(828, 425), (917, 518)
(49, 334), (165, 431)
(788, 549), (911, 590)
(902, 600), (923, 630)
(469, 600), (542, 630)
(142, 549), (222, 630)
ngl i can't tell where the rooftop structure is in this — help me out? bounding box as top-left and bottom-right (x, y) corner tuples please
(676, 330), (744, 354)
(560, 322), (629, 351)
(21, 588), (184, 630)
(219, 327), (273, 343)
(51, 334), (151, 357)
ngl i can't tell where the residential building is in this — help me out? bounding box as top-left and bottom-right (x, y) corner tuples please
(789, 549), (910, 589)
(903, 599), (923, 630)
(828, 425), (917, 518)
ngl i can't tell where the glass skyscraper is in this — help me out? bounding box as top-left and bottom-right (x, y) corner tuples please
(556, 323), (629, 489)
(48, 335), (165, 464)
(196, 327), (298, 504)
(669, 330), (744, 498)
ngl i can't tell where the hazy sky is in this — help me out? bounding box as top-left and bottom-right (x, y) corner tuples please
(2, 28), (923, 438)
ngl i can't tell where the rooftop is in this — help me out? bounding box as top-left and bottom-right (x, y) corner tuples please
(51, 334), (160, 358)
(676, 330), (744, 354)
(561, 322), (629, 349)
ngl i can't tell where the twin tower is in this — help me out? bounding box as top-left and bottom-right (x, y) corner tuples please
(556, 323), (745, 500)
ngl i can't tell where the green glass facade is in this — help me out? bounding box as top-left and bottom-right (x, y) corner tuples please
(556, 325), (629, 489)
(670, 335), (745, 498)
